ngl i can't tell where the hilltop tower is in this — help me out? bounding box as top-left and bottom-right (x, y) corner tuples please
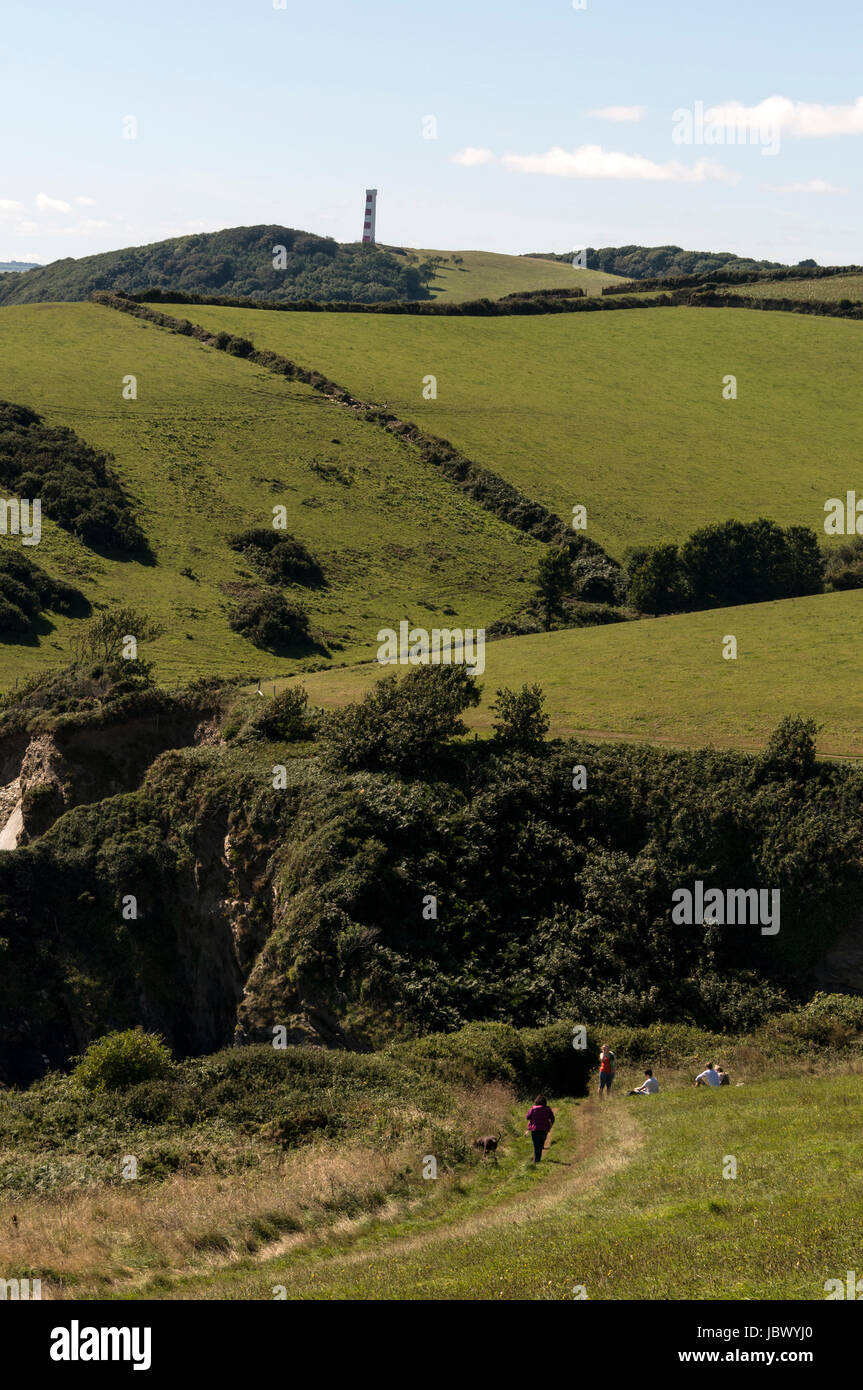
(362, 189), (377, 245)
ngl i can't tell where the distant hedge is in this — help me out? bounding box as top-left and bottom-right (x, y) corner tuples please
(130, 287), (672, 318)
(681, 289), (863, 320)
(602, 263), (861, 294)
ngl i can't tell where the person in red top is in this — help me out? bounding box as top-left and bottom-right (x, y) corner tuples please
(525, 1095), (555, 1163)
(598, 1043), (616, 1099)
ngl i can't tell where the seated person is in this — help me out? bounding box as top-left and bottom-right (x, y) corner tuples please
(695, 1063), (721, 1087)
(716, 1066), (731, 1086)
(627, 1068), (659, 1095)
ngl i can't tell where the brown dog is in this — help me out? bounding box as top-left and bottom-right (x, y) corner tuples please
(472, 1133), (501, 1157)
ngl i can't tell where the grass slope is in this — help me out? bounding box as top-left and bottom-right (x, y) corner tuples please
(175, 303), (863, 558)
(738, 273), (863, 303)
(0, 303), (542, 691)
(278, 588), (863, 757)
(137, 1068), (863, 1301)
(404, 248), (621, 301)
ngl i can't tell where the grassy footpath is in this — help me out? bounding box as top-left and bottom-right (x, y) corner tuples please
(175, 303), (863, 557)
(271, 587), (863, 758)
(135, 1067), (863, 1300)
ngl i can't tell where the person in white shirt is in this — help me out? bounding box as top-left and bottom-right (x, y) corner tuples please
(628, 1068), (659, 1095)
(695, 1063), (721, 1087)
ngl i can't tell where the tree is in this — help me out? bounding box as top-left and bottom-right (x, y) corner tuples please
(324, 664), (481, 772)
(626, 544), (689, 614)
(760, 716), (820, 781)
(491, 684), (549, 751)
(535, 548), (572, 629)
(71, 605), (162, 675)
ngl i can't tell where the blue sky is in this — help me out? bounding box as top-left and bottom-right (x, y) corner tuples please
(1, 0), (860, 265)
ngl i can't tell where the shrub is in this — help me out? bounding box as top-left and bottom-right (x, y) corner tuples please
(228, 589), (312, 650)
(0, 399), (147, 551)
(0, 548), (87, 635)
(324, 664), (480, 772)
(72, 1029), (174, 1093)
(229, 528), (323, 586)
(246, 685), (314, 741)
(490, 684), (549, 751)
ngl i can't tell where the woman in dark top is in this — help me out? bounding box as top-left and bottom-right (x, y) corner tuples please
(525, 1095), (555, 1163)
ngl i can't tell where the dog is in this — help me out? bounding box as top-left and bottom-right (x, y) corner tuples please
(472, 1133), (501, 1159)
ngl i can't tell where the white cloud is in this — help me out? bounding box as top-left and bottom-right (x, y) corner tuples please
(500, 144), (738, 183)
(766, 179), (846, 193)
(0, 198), (24, 213)
(35, 192), (72, 213)
(74, 195), (97, 207)
(589, 105), (646, 122)
(706, 96), (863, 138)
(452, 147), (494, 166)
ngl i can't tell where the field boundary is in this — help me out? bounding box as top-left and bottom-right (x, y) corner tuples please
(90, 290), (616, 564)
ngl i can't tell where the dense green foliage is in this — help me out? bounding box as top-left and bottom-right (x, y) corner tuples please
(0, 399), (147, 552)
(0, 546), (86, 634)
(526, 244), (788, 279)
(72, 1028), (174, 1092)
(227, 588), (312, 650)
(626, 519), (824, 614)
(0, 227), (433, 306)
(229, 528), (324, 586)
(824, 535), (863, 591)
(1, 659), (862, 1076)
(323, 664), (480, 772)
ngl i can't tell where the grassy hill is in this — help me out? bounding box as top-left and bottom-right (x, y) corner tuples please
(0, 227), (434, 307)
(277, 588), (863, 758)
(171, 301), (863, 557)
(402, 248), (621, 300)
(737, 272), (863, 303)
(0, 302), (542, 691)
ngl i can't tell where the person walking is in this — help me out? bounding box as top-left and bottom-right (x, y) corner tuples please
(598, 1043), (616, 1099)
(525, 1095), (555, 1163)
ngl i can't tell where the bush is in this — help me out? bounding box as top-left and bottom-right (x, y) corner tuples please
(0, 548), (87, 635)
(229, 528), (323, 587)
(324, 664), (480, 772)
(0, 399), (147, 551)
(228, 589), (312, 650)
(246, 685), (314, 741)
(72, 1029), (174, 1093)
(490, 684), (549, 751)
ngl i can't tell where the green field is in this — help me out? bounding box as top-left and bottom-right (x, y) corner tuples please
(404, 248), (622, 300)
(144, 1068), (863, 1300)
(738, 273), (863, 303)
(276, 587), (863, 758)
(176, 302), (863, 557)
(0, 302), (542, 691)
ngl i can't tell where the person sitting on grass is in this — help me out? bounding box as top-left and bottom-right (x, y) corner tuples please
(695, 1062), (721, 1087)
(525, 1095), (555, 1164)
(627, 1068), (659, 1095)
(716, 1066), (731, 1086)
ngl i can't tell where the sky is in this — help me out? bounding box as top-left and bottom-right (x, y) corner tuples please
(1, 0), (861, 266)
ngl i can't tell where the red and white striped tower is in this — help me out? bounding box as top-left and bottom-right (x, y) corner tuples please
(362, 188), (377, 245)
